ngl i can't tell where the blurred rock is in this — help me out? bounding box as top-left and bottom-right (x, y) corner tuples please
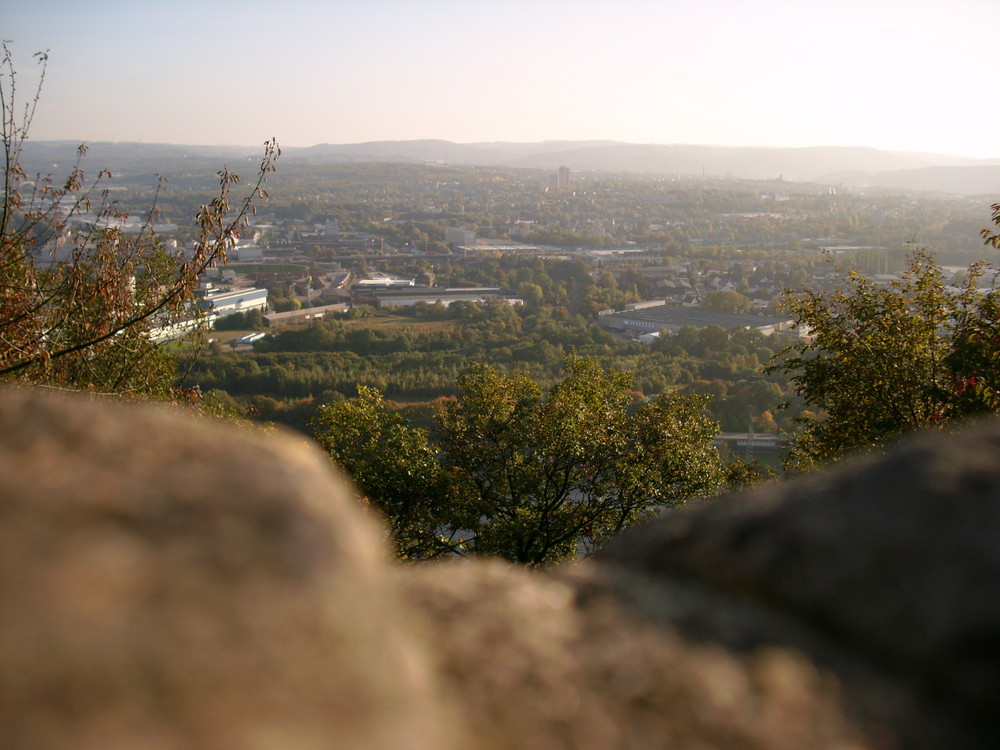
(597, 422), (1000, 749)
(0, 387), (454, 750)
(403, 559), (871, 750)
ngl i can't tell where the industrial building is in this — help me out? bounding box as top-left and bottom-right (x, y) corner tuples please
(371, 287), (520, 308)
(197, 286), (269, 317)
(597, 301), (794, 336)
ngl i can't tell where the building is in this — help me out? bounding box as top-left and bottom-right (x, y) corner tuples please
(597, 301), (794, 336)
(151, 284), (270, 341)
(197, 286), (269, 317)
(297, 230), (374, 252)
(371, 287), (520, 309)
(352, 276), (415, 290)
(264, 303), (348, 327)
(234, 332), (267, 345)
(445, 227), (476, 247)
(548, 166), (571, 190)
(714, 432), (787, 455)
(235, 244), (264, 261)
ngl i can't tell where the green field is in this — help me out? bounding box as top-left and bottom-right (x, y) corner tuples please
(337, 314), (458, 333)
(208, 329), (257, 344)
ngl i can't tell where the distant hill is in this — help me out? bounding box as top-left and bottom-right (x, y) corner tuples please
(19, 141), (263, 181)
(19, 139), (1000, 196)
(295, 139), (627, 166)
(836, 165), (1000, 196)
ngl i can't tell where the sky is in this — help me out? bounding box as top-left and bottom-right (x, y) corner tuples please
(4, 0), (999, 158)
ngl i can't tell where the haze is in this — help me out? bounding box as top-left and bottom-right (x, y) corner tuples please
(5, 0), (998, 159)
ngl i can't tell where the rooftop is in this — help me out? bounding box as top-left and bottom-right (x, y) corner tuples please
(599, 303), (793, 331)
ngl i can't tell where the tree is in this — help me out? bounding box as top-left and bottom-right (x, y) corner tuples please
(517, 280), (544, 308)
(312, 385), (462, 560)
(767, 249), (1000, 468)
(313, 357), (725, 566)
(214, 308), (265, 331)
(436, 357), (724, 565)
(700, 289), (753, 315)
(982, 202), (1000, 250)
(0, 45), (278, 396)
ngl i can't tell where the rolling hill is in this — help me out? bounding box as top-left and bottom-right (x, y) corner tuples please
(19, 139), (1000, 196)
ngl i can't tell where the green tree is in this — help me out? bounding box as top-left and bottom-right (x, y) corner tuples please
(436, 357), (723, 565)
(981, 202), (1000, 249)
(312, 385), (461, 559)
(767, 250), (1000, 468)
(517, 281), (544, 308)
(0, 45), (278, 396)
(700, 289), (753, 314)
(313, 358), (725, 566)
(213, 308), (266, 331)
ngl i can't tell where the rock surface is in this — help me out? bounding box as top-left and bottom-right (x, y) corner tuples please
(0, 388), (457, 750)
(596, 423), (1000, 750)
(1, 387), (997, 749)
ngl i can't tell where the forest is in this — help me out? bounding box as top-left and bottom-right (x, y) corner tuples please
(187, 246), (800, 427)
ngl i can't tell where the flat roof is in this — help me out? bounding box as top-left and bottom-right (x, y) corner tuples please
(374, 287), (504, 298)
(601, 305), (792, 330)
(202, 287), (267, 301)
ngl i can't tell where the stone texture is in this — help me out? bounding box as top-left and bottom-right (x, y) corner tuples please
(403, 559), (872, 750)
(0, 387), (456, 750)
(597, 422), (1000, 749)
(2, 386), (999, 749)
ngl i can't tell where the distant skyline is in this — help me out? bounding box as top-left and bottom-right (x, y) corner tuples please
(4, 0), (999, 159)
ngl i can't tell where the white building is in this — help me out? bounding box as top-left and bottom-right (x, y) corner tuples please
(198, 287), (269, 317)
(373, 287), (521, 308)
(598, 301), (794, 336)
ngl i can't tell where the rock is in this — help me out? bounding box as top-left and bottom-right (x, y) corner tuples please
(402, 559), (873, 750)
(0, 387), (456, 750)
(597, 421), (1000, 749)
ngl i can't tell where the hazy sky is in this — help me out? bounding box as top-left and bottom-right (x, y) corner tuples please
(4, 0), (998, 158)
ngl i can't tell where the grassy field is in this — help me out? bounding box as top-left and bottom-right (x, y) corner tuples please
(204, 314), (459, 342)
(208, 329), (257, 344)
(337, 314), (459, 333)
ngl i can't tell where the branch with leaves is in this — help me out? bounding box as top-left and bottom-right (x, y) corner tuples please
(767, 247), (1000, 469)
(0, 43), (279, 396)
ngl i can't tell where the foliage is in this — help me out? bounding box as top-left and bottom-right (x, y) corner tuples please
(213, 308), (265, 331)
(312, 385), (461, 559)
(458, 355), (721, 564)
(314, 356), (725, 566)
(188, 299), (799, 435)
(700, 289), (753, 314)
(722, 458), (777, 489)
(0, 45), (278, 396)
(982, 202), (1000, 250)
(768, 250), (1000, 468)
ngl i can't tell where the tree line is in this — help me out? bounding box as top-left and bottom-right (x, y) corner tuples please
(189, 301), (799, 436)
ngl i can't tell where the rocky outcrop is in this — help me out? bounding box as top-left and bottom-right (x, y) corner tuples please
(403, 560), (870, 750)
(595, 423), (1000, 750)
(1, 387), (997, 749)
(0, 388), (458, 750)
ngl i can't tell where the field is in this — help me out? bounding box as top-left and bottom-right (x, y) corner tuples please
(336, 314), (459, 334)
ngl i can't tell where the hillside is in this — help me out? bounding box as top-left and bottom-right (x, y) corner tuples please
(20, 139), (1000, 196)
